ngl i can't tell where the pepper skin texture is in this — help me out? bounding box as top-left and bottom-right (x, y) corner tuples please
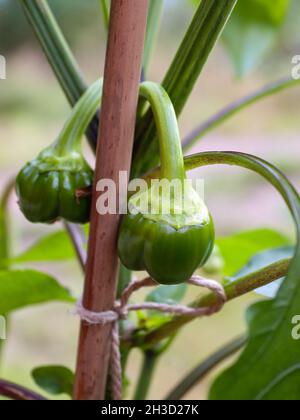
(16, 148), (93, 224)
(118, 82), (215, 285)
(15, 79), (103, 225)
(118, 213), (214, 285)
(118, 181), (215, 285)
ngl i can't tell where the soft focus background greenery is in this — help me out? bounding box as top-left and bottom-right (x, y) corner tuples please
(0, 0), (300, 399)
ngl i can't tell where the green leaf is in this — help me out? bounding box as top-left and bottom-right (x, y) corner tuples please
(142, 151), (300, 372)
(32, 366), (74, 397)
(0, 270), (74, 314)
(146, 284), (187, 305)
(254, 0), (290, 24)
(222, 0), (290, 77)
(231, 246), (293, 297)
(12, 231), (76, 263)
(216, 228), (290, 276)
(209, 282), (300, 400)
(180, 152), (300, 401)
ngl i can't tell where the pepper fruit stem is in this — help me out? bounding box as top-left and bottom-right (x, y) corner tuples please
(139, 82), (186, 182)
(55, 79), (103, 155)
(54, 80), (182, 180)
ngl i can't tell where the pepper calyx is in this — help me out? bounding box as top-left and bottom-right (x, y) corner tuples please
(128, 181), (210, 230)
(34, 146), (91, 174)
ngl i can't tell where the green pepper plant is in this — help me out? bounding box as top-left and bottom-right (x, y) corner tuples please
(1, 0), (300, 401)
(118, 82), (214, 285)
(16, 79), (103, 224)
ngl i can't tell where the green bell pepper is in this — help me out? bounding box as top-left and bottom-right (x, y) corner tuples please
(16, 79), (103, 224)
(118, 82), (215, 285)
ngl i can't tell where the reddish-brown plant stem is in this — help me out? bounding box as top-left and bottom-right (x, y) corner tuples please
(0, 379), (47, 401)
(73, 0), (148, 400)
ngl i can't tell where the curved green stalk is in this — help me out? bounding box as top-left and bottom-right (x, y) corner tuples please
(127, 258), (290, 349)
(134, 351), (159, 400)
(182, 77), (300, 150)
(55, 79), (103, 154)
(166, 335), (247, 400)
(139, 82), (185, 181)
(132, 0), (237, 176)
(129, 151), (300, 348)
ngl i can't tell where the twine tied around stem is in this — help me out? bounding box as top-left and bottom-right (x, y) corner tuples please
(73, 276), (226, 401)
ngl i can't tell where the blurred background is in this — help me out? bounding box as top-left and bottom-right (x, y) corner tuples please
(0, 0), (299, 400)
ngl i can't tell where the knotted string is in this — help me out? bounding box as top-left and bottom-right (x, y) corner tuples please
(74, 276), (226, 401)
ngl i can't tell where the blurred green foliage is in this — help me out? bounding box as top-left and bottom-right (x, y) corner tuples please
(0, 0), (99, 54)
(216, 228), (290, 276)
(0, 269), (74, 314)
(32, 365), (74, 398)
(222, 0), (290, 77)
(190, 0), (300, 77)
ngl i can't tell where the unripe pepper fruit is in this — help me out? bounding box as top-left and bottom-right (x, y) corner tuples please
(16, 149), (94, 224)
(16, 80), (103, 224)
(118, 212), (214, 285)
(118, 82), (215, 285)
